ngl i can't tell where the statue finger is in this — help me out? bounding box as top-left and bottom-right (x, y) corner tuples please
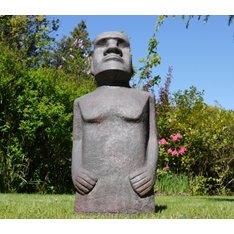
(75, 184), (86, 195)
(75, 176), (95, 189)
(138, 181), (152, 196)
(75, 181), (90, 194)
(76, 188), (87, 195)
(130, 172), (147, 184)
(132, 176), (151, 190)
(79, 173), (97, 185)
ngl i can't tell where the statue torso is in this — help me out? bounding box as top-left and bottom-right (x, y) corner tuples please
(76, 86), (150, 177)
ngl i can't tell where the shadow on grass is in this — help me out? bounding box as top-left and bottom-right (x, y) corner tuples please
(155, 204), (167, 213)
(202, 197), (234, 202)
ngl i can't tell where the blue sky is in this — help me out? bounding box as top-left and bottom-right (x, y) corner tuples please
(49, 15), (234, 110)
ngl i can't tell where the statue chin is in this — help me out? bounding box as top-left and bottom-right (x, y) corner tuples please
(95, 69), (132, 87)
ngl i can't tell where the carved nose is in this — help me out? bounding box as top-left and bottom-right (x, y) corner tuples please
(103, 39), (123, 57)
(104, 47), (123, 57)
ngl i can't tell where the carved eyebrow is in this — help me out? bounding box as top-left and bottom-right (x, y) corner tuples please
(117, 38), (130, 47)
(95, 38), (107, 46)
(94, 37), (129, 47)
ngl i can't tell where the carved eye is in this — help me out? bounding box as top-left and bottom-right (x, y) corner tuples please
(95, 38), (107, 47)
(117, 38), (129, 48)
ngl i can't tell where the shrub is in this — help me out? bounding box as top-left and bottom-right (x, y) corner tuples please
(155, 169), (190, 195)
(0, 43), (96, 193)
(157, 85), (234, 194)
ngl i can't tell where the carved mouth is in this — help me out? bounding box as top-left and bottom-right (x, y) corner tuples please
(103, 54), (124, 63)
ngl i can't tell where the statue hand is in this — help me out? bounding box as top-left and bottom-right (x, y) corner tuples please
(129, 167), (155, 197)
(73, 169), (98, 195)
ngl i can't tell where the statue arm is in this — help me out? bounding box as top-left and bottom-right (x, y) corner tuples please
(146, 93), (158, 169)
(72, 99), (97, 195)
(129, 93), (158, 197)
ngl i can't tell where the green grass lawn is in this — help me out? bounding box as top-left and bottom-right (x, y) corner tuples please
(0, 193), (234, 219)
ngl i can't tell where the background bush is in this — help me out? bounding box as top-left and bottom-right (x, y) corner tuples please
(0, 17), (96, 193)
(156, 81), (234, 195)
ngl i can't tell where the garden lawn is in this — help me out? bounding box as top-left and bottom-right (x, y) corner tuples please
(0, 193), (234, 219)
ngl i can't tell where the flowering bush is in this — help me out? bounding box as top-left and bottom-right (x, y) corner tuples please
(158, 133), (187, 173)
(157, 85), (234, 194)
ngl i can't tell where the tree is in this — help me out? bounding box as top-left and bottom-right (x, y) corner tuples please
(0, 15), (59, 68)
(181, 15), (234, 28)
(152, 15), (234, 29)
(51, 20), (93, 83)
(0, 18), (96, 193)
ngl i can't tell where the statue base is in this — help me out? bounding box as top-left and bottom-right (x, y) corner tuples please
(73, 176), (155, 214)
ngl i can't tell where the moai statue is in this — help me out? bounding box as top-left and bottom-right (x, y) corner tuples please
(72, 31), (158, 214)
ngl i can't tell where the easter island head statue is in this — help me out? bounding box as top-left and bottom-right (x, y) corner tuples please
(91, 31), (134, 87)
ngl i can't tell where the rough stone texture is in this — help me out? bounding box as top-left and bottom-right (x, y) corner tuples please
(72, 32), (158, 214)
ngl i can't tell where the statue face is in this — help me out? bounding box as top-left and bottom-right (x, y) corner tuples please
(91, 32), (133, 77)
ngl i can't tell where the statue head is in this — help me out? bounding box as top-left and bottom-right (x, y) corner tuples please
(91, 31), (134, 86)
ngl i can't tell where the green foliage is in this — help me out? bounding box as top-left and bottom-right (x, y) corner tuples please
(0, 15), (59, 68)
(51, 20), (92, 80)
(228, 16), (234, 26)
(190, 176), (220, 195)
(181, 15), (234, 28)
(137, 34), (161, 92)
(181, 15), (210, 28)
(0, 40), (95, 193)
(157, 84), (234, 195)
(134, 18), (163, 92)
(155, 170), (190, 195)
(0, 42), (28, 192)
(155, 15), (234, 30)
(0, 17), (96, 193)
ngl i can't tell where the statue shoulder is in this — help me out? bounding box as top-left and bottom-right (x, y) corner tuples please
(132, 89), (155, 100)
(74, 91), (97, 106)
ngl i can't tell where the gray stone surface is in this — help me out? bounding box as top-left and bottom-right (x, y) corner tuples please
(72, 32), (158, 213)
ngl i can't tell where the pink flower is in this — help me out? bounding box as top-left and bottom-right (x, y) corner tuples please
(179, 146), (186, 155)
(167, 148), (173, 154)
(159, 138), (168, 145)
(170, 133), (183, 141)
(175, 133), (182, 139)
(163, 165), (170, 171)
(172, 150), (179, 156)
(170, 134), (177, 141)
